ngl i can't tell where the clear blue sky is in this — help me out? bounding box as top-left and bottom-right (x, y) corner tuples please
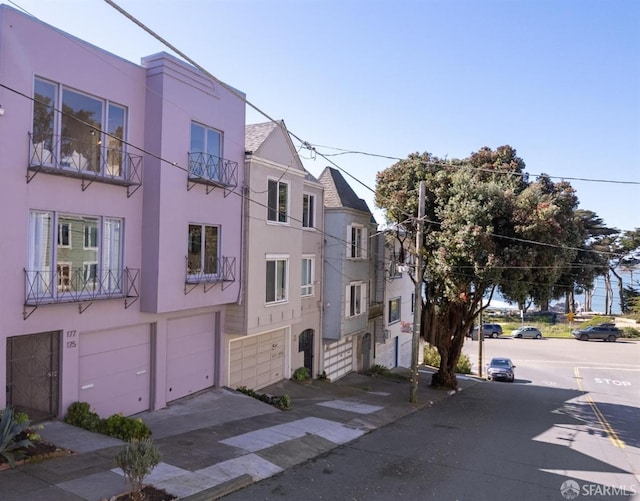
(7, 0), (640, 232)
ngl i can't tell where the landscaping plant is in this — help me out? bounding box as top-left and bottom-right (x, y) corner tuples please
(0, 407), (33, 468)
(114, 438), (161, 501)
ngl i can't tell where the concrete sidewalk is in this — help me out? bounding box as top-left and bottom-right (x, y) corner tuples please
(2, 368), (476, 500)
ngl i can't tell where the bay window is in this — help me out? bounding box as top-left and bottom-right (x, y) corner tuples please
(346, 282), (366, 318)
(301, 257), (314, 296)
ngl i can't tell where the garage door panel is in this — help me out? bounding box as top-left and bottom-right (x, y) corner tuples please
(79, 325), (150, 417)
(166, 314), (216, 402)
(229, 329), (286, 391)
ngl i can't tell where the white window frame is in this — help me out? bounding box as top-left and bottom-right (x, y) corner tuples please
(56, 261), (72, 291)
(345, 281), (367, 318)
(302, 193), (315, 229)
(388, 297), (401, 324)
(266, 254), (289, 304)
(83, 223), (98, 249)
(301, 255), (314, 297)
(58, 222), (71, 248)
(347, 223), (367, 259)
(267, 178), (289, 224)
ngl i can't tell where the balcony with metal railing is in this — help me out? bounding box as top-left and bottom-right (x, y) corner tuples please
(187, 152), (238, 195)
(28, 133), (142, 196)
(185, 255), (236, 293)
(24, 267), (140, 319)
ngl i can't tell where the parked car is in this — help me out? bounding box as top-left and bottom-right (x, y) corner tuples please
(468, 323), (503, 339)
(511, 326), (542, 339)
(572, 323), (621, 342)
(487, 357), (516, 382)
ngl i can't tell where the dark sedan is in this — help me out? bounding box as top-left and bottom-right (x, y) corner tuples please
(487, 357), (515, 382)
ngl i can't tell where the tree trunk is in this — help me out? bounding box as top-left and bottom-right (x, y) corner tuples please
(610, 267), (624, 315)
(604, 273), (613, 315)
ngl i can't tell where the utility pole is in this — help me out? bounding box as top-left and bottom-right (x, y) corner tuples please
(477, 306), (484, 378)
(410, 181), (425, 404)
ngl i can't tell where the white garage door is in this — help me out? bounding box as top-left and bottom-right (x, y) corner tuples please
(79, 325), (150, 417)
(323, 336), (353, 381)
(229, 329), (286, 391)
(166, 313), (216, 402)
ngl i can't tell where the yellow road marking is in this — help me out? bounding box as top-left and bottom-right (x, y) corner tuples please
(574, 367), (625, 448)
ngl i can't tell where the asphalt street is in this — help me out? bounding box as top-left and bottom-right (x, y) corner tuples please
(222, 338), (640, 501)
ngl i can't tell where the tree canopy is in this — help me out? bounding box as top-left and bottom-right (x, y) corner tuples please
(375, 146), (583, 388)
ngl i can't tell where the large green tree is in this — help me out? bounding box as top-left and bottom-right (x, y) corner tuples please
(375, 147), (581, 389)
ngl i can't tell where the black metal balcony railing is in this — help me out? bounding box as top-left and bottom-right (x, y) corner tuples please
(187, 152), (238, 194)
(28, 133), (142, 196)
(185, 256), (236, 293)
(24, 267), (140, 318)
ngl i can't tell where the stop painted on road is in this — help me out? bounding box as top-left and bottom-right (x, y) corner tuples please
(594, 378), (631, 386)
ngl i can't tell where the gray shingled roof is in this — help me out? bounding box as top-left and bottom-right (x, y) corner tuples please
(318, 167), (372, 214)
(245, 121), (279, 153)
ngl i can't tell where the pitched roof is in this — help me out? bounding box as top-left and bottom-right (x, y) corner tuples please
(245, 121), (279, 153)
(318, 167), (372, 214)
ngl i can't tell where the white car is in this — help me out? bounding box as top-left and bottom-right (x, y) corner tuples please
(511, 326), (542, 339)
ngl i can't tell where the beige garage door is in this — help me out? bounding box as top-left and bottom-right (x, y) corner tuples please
(166, 313), (216, 402)
(323, 336), (353, 381)
(78, 325), (150, 417)
(229, 329), (286, 391)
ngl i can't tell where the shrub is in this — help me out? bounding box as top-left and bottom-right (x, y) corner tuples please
(64, 402), (151, 441)
(114, 438), (161, 501)
(317, 371), (329, 381)
(236, 387), (291, 410)
(292, 367), (311, 382)
(100, 414), (151, 441)
(423, 345), (472, 374)
(64, 402), (101, 432)
(367, 364), (410, 381)
(621, 327), (640, 339)
(0, 407), (33, 468)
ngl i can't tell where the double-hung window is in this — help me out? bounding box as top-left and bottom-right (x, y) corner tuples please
(301, 256), (314, 296)
(266, 255), (288, 303)
(346, 282), (366, 318)
(302, 193), (315, 228)
(32, 77), (127, 178)
(267, 179), (288, 223)
(27, 211), (123, 299)
(187, 224), (220, 279)
(348, 224), (367, 259)
(189, 122), (223, 183)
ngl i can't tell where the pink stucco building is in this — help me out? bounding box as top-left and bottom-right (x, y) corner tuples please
(0, 6), (245, 419)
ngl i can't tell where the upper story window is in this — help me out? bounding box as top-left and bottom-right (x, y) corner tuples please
(346, 282), (366, 318)
(31, 77), (129, 180)
(187, 224), (220, 279)
(266, 255), (288, 304)
(267, 179), (288, 223)
(301, 256), (314, 296)
(302, 193), (315, 228)
(189, 122), (222, 182)
(388, 297), (401, 324)
(27, 211), (123, 300)
(347, 224), (367, 259)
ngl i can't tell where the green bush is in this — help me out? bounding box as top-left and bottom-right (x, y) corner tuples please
(64, 402), (151, 441)
(236, 386), (291, 410)
(114, 438), (161, 501)
(64, 402), (101, 432)
(621, 327), (640, 338)
(423, 345), (472, 374)
(100, 414), (151, 441)
(291, 367), (311, 382)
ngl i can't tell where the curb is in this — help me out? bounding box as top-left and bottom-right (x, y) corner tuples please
(181, 474), (254, 501)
